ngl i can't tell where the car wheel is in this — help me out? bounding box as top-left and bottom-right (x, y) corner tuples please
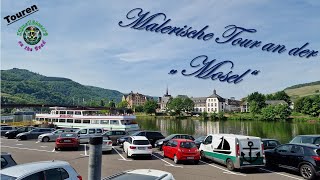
(74, 147), (79, 151)
(194, 160), (199, 165)
(159, 146), (163, 151)
(55, 147), (59, 151)
(226, 159), (235, 171)
(300, 164), (315, 180)
(173, 155), (179, 164)
(42, 137), (50, 142)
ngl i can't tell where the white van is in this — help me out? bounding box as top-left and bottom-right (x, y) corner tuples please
(76, 128), (103, 143)
(199, 134), (265, 171)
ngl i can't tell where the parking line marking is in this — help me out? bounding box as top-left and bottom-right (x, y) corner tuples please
(200, 160), (245, 176)
(260, 168), (303, 180)
(36, 141), (40, 143)
(84, 144), (87, 156)
(40, 146), (47, 148)
(152, 154), (183, 168)
(2, 145), (58, 153)
(52, 148), (55, 152)
(112, 147), (132, 161)
(16, 144), (23, 146)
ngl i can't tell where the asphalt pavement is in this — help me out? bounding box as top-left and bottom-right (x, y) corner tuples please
(0, 137), (304, 180)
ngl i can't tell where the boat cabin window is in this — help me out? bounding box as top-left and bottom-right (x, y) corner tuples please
(101, 120), (109, 124)
(80, 129), (87, 134)
(83, 120), (90, 124)
(121, 120), (132, 125)
(60, 111), (66, 114)
(67, 119), (73, 123)
(91, 120), (100, 124)
(67, 111), (74, 115)
(59, 119), (66, 123)
(96, 129), (102, 133)
(75, 111), (81, 115)
(53, 119), (58, 122)
(75, 119), (81, 123)
(110, 120), (119, 125)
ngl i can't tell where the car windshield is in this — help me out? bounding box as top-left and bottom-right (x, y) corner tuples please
(60, 133), (77, 138)
(0, 174), (17, 180)
(130, 131), (142, 136)
(195, 136), (206, 142)
(180, 141), (197, 149)
(165, 134), (176, 140)
(291, 136), (319, 144)
(133, 140), (150, 145)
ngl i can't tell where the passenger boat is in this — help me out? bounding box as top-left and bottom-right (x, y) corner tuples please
(35, 107), (139, 132)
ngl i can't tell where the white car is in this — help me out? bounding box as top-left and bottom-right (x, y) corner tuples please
(0, 160), (82, 180)
(102, 133), (113, 154)
(102, 169), (175, 180)
(123, 136), (152, 158)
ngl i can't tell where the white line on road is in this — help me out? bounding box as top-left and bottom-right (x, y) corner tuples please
(200, 160), (246, 176)
(2, 145), (58, 153)
(84, 144), (87, 156)
(16, 144), (23, 146)
(40, 146), (47, 148)
(112, 147), (132, 161)
(260, 168), (303, 180)
(36, 141), (39, 143)
(52, 148), (55, 152)
(152, 154), (183, 168)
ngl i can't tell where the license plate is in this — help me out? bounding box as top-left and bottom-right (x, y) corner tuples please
(138, 147), (145, 150)
(187, 157), (194, 159)
(64, 140), (71, 142)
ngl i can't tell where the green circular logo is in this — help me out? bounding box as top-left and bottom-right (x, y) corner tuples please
(23, 26), (42, 45)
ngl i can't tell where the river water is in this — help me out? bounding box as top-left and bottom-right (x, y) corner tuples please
(136, 118), (320, 143)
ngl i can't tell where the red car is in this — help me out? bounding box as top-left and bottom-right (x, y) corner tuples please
(163, 139), (200, 164)
(55, 132), (80, 151)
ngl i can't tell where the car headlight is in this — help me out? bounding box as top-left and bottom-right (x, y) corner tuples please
(158, 141), (163, 145)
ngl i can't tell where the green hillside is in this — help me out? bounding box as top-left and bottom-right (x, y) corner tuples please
(1, 68), (124, 105)
(284, 81), (320, 100)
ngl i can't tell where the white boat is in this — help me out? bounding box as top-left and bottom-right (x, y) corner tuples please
(35, 107), (139, 132)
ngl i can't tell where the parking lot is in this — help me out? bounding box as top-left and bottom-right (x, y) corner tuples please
(0, 137), (307, 180)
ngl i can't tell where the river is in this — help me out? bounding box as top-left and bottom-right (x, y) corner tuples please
(136, 118), (320, 143)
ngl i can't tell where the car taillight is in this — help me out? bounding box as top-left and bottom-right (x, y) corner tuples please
(236, 144), (240, 157)
(261, 143), (265, 156)
(77, 175), (82, 180)
(178, 149), (182, 152)
(108, 141), (112, 145)
(130, 146), (136, 149)
(312, 156), (320, 161)
(148, 146), (152, 149)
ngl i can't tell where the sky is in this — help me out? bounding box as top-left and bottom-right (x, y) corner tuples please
(1, 0), (320, 100)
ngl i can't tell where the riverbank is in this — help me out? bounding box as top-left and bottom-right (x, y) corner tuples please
(135, 112), (320, 121)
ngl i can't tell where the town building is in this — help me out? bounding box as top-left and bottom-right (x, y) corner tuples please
(122, 91), (151, 108)
(157, 87), (172, 112)
(241, 100), (290, 112)
(191, 90), (241, 113)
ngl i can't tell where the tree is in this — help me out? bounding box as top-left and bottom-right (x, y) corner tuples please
(218, 112), (225, 120)
(247, 92), (266, 111)
(106, 100), (116, 108)
(166, 97), (184, 116)
(210, 112), (217, 121)
(261, 105), (276, 121)
(143, 100), (158, 114)
(274, 104), (291, 120)
(117, 101), (128, 108)
(182, 98), (195, 112)
(273, 91), (291, 104)
(134, 105), (144, 112)
(249, 101), (260, 114)
(100, 99), (105, 107)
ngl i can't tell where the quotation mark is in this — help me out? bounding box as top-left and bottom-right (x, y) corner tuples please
(168, 69), (178, 75)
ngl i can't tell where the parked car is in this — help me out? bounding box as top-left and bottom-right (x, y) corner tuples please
(38, 128), (79, 142)
(194, 136), (206, 148)
(290, 135), (320, 145)
(16, 128), (54, 140)
(123, 136), (152, 158)
(102, 130), (128, 145)
(0, 160), (82, 180)
(1, 126), (17, 136)
(155, 134), (195, 150)
(199, 134), (265, 171)
(262, 138), (281, 150)
(76, 128), (103, 143)
(1, 152), (17, 169)
(55, 132), (80, 151)
(4, 126), (34, 139)
(101, 169), (175, 180)
(163, 139), (200, 164)
(117, 131), (165, 147)
(265, 143), (320, 180)
(101, 133), (113, 154)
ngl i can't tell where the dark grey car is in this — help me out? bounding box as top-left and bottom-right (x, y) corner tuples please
(0, 126), (17, 136)
(1, 153), (17, 169)
(16, 128), (54, 140)
(102, 130), (128, 145)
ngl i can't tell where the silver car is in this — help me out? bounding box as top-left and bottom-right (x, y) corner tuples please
(38, 128), (78, 142)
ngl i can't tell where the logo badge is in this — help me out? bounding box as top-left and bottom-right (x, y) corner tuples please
(17, 20), (48, 52)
